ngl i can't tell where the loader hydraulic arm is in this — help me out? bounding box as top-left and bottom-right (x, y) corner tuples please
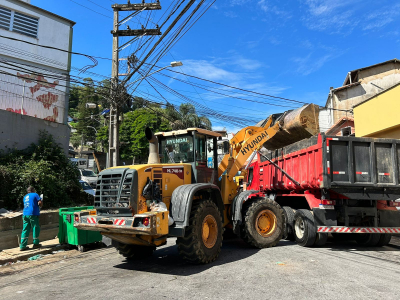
(218, 116), (281, 203)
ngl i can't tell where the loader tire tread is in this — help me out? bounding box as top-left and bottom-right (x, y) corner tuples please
(176, 200), (223, 264)
(241, 198), (284, 249)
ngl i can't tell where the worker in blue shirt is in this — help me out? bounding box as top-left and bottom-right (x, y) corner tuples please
(20, 186), (43, 251)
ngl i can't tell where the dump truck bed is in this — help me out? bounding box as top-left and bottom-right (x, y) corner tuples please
(257, 134), (400, 200)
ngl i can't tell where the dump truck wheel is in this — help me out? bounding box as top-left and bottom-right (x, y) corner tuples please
(116, 242), (155, 260)
(314, 233), (328, 247)
(332, 233), (355, 242)
(241, 198), (283, 248)
(282, 206), (296, 241)
(355, 234), (380, 246)
(176, 200), (223, 264)
(376, 234), (392, 247)
(293, 209), (317, 247)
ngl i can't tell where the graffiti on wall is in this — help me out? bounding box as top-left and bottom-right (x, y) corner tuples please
(0, 68), (66, 124)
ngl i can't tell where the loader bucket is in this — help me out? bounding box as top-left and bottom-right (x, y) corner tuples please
(263, 104), (319, 150)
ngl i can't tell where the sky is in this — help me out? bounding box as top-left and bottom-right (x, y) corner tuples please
(31, 0), (400, 132)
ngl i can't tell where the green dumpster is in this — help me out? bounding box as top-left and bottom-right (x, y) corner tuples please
(59, 206), (102, 252)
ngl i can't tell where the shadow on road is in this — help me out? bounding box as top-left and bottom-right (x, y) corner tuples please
(321, 237), (400, 252)
(113, 235), (399, 276)
(113, 237), (295, 276)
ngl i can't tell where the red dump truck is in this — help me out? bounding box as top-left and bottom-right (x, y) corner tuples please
(241, 133), (400, 247)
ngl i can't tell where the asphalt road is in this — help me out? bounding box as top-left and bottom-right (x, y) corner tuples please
(1, 236), (400, 300)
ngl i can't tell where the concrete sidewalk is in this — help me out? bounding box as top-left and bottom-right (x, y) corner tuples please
(0, 238), (69, 265)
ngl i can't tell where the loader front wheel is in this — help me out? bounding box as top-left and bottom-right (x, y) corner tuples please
(241, 198), (283, 248)
(116, 242), (155, 260)
(177, 200), (223, 264)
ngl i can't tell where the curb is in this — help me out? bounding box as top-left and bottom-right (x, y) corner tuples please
(0, 243), (71, 265)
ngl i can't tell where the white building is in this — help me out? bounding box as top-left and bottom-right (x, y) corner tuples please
(319, 59), (400, 132)
(0, 0), (75, 153)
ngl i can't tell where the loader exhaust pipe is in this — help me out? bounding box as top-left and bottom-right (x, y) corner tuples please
(145, 127), (160, 164)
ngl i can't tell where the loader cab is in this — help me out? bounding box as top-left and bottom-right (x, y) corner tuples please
(156, 128), (221, 184)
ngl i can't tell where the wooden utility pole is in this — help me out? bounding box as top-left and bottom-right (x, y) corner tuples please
(108, 1), (162, 168)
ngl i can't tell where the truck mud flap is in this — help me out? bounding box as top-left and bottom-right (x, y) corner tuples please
(232, 190), (259, 235)
(379, 210), (400, 227)
(312, 208), (337, 227)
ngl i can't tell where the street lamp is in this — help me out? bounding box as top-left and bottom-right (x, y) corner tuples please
(85, 103), (97, 109)
(87, 126), (98, 151)
(87, 126), (98, 134)
(126, 61), (183, 88)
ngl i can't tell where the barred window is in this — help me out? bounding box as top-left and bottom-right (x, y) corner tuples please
(0, 6), (39, 38)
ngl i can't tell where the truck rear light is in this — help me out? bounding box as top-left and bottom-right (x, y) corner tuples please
(321, 200), (336, 205)
(143, 217), (150, 226)
(388, 201), (399, 207)
(74, 214), (79, 222)
(89, 210), (97, 215)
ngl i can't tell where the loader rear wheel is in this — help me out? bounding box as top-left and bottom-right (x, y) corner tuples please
(116, 242), (155, 260)
(293, 209), (317, 247)
(241, 198), (283, 248)
(176, 200), (223, 264)
(376, 234), (392, 247)
(282, 206), (296, 241)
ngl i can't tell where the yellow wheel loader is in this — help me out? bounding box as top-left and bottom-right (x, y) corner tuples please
(74, 104), (319, 263)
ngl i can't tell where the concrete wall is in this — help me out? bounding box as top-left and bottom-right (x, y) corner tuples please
(0, 109), (70, 155)
(354, 84), (400, 138)
(319, 107), (333, 132)
(2, 0), (73, 72)
(0, 210), (59, 250)
(0, 0), (74, 154)
(325, 67), (400, 129)
(363, 125), (400, 139)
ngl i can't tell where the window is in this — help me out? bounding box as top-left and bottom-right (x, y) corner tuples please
(160, 135), (194, 163)
(248, 167), (254, 186)
(196, 134), (206, 163)
(80, 181), (92, 191)
(0, 6), (39, 38)
(206, 137), (214, 169)
(81, 170), (97, 177)
(341, 127), (352, 136)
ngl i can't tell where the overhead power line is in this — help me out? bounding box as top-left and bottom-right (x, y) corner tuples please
(163, 67), (308, 105)
(69, 0), (113, 19)
(85, 0), (111, 12)
(0, 34), (111, 61)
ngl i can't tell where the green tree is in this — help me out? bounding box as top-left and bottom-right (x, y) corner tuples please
(166, 103), (212, 130)
(0, 132), (91, 210)
(119, 108), (171, 160)
(96, 125), (109, 150)
(68, 84), (81, 118)
(73, 78), (102, 146)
